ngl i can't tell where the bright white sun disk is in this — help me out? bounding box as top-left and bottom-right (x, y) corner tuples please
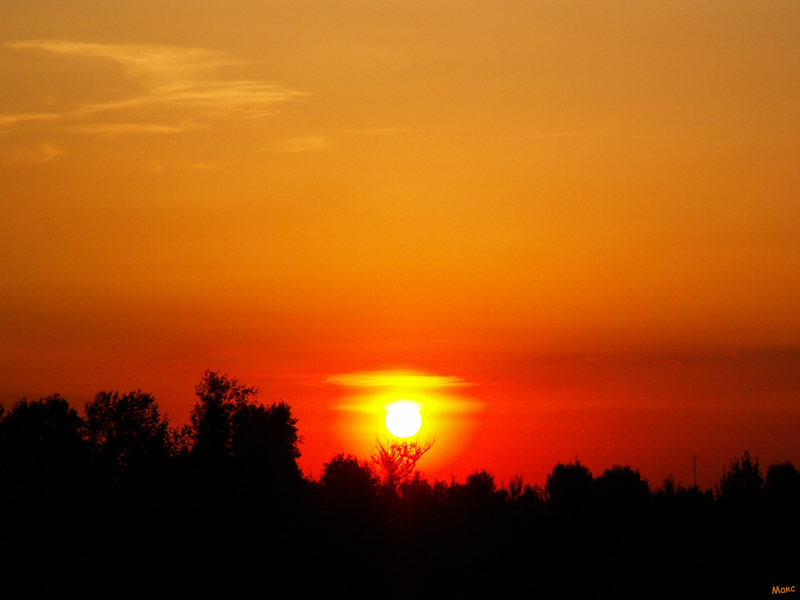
(385, 401), (422, 438)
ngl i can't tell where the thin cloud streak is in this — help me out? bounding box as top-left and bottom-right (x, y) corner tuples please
(473, 125), (617, 141)
(7, 40), (235, 81)
(328, 370), (485, 415)
(333, 398), (486, 413)
(4, 40), (307, 134)
(263, 135), (333, 152)
(0, 113), (61, 128)
(4, 143), (62, 165)
(411, 126), (616, 142)
(182, 160), (228, 170)
(337, 127), (402, 136)
(327, 370), (476, 389)
(65, 122), (207, 136)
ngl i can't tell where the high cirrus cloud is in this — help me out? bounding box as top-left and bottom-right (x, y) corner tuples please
(3, 142), (62, 165)
(326, 370), (476, 389)
(2, 40), (307, 135)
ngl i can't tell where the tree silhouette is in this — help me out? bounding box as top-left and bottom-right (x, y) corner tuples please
(398, 471), (437, 508)
(764, 460), (800, 509)
(0, 395), (88, 484)
(321, 453), (378, 502)
(545, 459), (594, 512)
(716, 450), (763, 508)
(655, 474), (680, 498)
(464, 470), (498, 497)
(595, 464), (650, 515)
(190, 370), (302, 481)
(84, 390), (171, 478)
(448, 469), (507, 514)
(370, 437), (435, 493)
(191, 370), (258, 462)
(229, 399), (302, 478)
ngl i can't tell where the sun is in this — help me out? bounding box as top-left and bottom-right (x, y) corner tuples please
(385, 400), (422, 438)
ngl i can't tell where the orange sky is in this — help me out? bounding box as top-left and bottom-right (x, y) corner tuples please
(2, 1), (799, 488)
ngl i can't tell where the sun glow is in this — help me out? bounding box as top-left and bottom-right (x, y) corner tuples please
(385, 401), (422, 438)
(328, 369), (485, 473)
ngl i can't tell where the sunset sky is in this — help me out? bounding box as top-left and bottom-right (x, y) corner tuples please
(2, 1), (799, 488)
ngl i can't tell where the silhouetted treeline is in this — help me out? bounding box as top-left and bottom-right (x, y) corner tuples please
(1, 372), (797, 598)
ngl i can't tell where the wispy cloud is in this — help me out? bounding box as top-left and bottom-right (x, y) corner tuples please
(65, 122), (206, 136)
(653, 358), (682, 366)
(3, 40), (307, 135)
(412, 126), (616, 143)
(339, 127), (401, 136)
(328, 370), (485, 414)
(487, 126), (616, 141)
(0, 113), (61, 128)
(7, 40), (232, 77)
(327, 370), (475, 389)
(263, 135), (332, 153)
(4, 143), (62, 165)
(182, 159), (228, 170)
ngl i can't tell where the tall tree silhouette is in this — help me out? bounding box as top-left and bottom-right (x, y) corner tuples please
(190, 370), (302, 477)
(191, 370), (258, 462)
(84, 390), (171, 478)
(229, 399), (302, 478)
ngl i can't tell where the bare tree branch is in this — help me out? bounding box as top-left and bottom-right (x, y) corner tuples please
(369, 436), (437, 492)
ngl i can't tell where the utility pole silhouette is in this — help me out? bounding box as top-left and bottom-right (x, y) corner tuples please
(693, 455), (697, 489)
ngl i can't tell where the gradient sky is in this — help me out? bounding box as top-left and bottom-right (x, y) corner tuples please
(2, 1), (799, 488)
